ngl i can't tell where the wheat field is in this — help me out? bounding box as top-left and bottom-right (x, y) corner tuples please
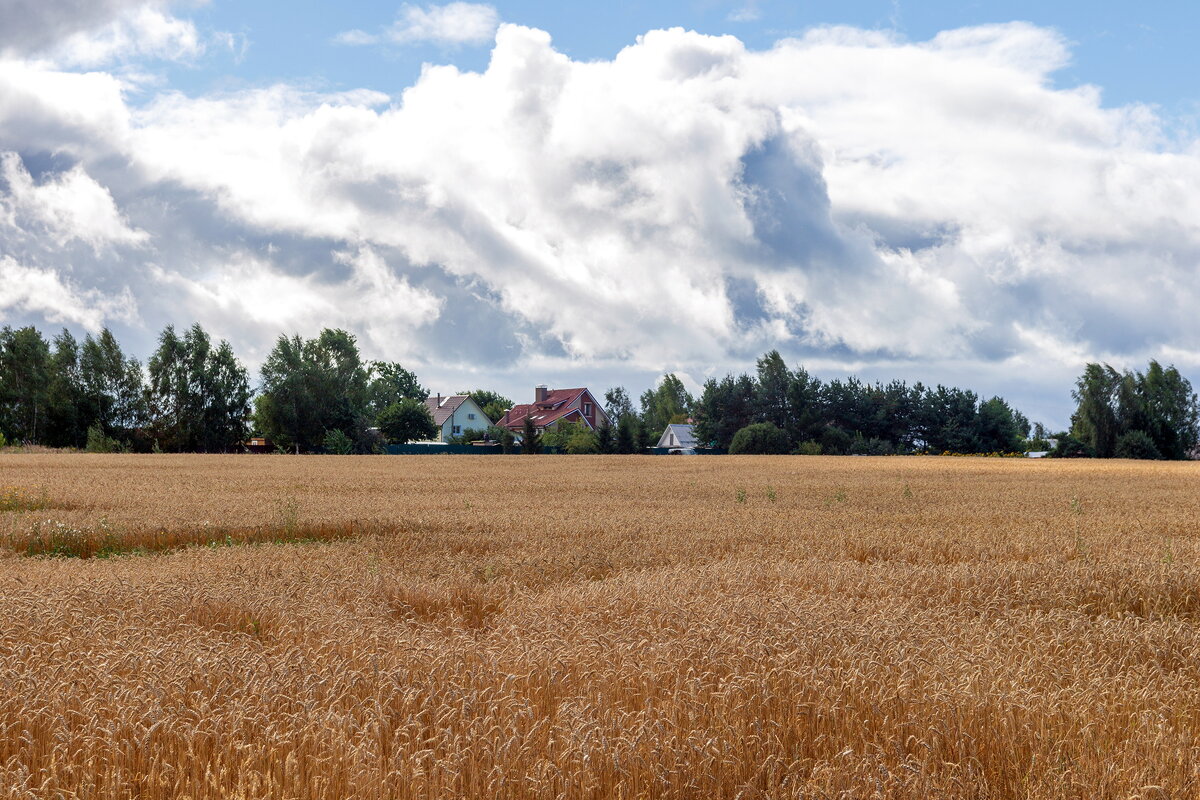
(0, 453), (1198, 799)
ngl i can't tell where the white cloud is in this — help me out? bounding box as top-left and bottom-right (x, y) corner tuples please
(48, 5), (205, 68)
(337, 2), (500, 47)
(727, 4), (761, 23)
(0, 256), (136, 331)
(1, 152), (148, 252)
(3, 20), (1200, 424)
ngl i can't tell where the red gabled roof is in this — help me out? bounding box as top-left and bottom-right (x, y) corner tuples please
(500, 388), (603, 430)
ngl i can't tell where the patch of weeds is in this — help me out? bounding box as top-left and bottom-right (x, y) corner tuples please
(273, 497), (301, 533)
(6, 518), (361, 559)
(766, 486), (777, 503)
(826, 489), (848, 507)
(736, 488), (747, 504)
(902, 483), (914, 500)
(11, 518), (122, 558)
(0, 486), (73, 513)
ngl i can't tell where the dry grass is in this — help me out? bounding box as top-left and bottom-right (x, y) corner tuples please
(0, 453), (1198, 798)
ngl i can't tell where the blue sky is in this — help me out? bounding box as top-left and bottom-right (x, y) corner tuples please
(2, 0), (1200, 430)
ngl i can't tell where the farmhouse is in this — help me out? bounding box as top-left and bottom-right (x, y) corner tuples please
(498, 386), (610, 434)
(423, 394), (492, 442)
(657, 423), (697, 451)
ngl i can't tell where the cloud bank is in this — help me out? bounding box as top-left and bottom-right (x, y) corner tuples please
(2, 8), (1199, 425)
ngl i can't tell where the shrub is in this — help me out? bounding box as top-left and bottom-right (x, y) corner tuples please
(322, 429), (354, 455)
(1115, 430), (1162, 460)
(566, 429), (600, 454)
(850, 435), (895, 456)
(85, 425), (122, 454)
(729, 423), (790, 455)
(0, 432), (6, 449)
(793, 440), (822, 455)
(1051, 434), (1095, 459)
(819, 425), (853, 456)
(377, 398), (437, 445)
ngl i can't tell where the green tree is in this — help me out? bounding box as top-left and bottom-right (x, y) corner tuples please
(256, 329), (370, 453)
(693, 374), (756, 449)
(323, 428), (354, 455)
(729, 422), (791, 455)
(257, 334), (318, 453)
(461, 389), (513, 423)
(376, 398), (437, 445)
(755, 350), (792, 431)
(615, 415), (636, 454)
(0, 326), (51, 444)
(1135, 360), (1199, 460)
(147, 324), (252, 452)
(595, 422), (614, 454)
(1114, 429), (1162, 460)
(1070, 364), (1123, 458)
(44, 329), (86, 448)
(521, 415), (541, 454)
(639, 374), (693, 439)
(80, 328), (146, 445)
(976, 396), (1023, 453)
(603, 387), (634, 423)
(368, 362), (427, 416)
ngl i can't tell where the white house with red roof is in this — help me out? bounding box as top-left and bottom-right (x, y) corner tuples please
(498, 386), (610, 435)
(423, 394), (492, 442)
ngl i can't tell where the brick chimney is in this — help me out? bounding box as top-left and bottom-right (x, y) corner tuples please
(535, 385), (548, 403)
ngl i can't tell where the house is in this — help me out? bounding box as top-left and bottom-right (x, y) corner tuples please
(498, 386), (610, 435)
(656, 424), (697, 451)
(423, 394), (492, 442)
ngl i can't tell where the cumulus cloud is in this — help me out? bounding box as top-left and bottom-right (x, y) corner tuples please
(1, 152), (148, 251)
(48, 5), (206, 68)
(336, 2), (500, 47)
(0, 256), (136, 331)
(2, 20), (1200, 424)
(0, 0), (154, 55)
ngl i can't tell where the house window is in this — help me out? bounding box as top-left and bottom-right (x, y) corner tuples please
(453, 425), (461, 434)
(467, 413), (476, 420)
(583, 402), (592, 416)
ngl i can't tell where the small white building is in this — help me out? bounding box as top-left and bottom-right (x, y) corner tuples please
(657, 424), (698, 451)
(423, 395), (492, 442)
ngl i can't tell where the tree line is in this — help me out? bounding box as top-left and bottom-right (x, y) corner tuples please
(1, 324), (1196, 458)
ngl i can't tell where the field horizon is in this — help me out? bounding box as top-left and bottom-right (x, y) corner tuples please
(1, 453), (1198, 798)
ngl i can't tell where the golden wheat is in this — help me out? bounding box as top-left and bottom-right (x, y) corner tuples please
(0, 453), (1197, 798)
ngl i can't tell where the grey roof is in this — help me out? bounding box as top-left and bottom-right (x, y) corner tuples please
(657, 423), (698, 449)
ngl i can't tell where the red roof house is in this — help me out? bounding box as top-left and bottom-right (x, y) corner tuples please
(498, 386), (610, 434)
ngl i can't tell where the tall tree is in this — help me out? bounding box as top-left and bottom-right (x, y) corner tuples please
(0, 326), (51, 444)
(1136, 360), (1199, 460)
(44, 329), (85, 448)
(1070, 364), (1125, 458)
(639, 374), (693, 437)
(257, 334), (319, 454)
(461, 389), (512, 423)
(604, 386), (634, 423)
(755, 350), (792, 431)
(977, 396), (1023, 453)
(80, 328), (146, 443)
(256, 329), (371, 453)
(693, 374), (756, 449)
(369, 362), (428, 416)
(149, 324), (252, 452)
